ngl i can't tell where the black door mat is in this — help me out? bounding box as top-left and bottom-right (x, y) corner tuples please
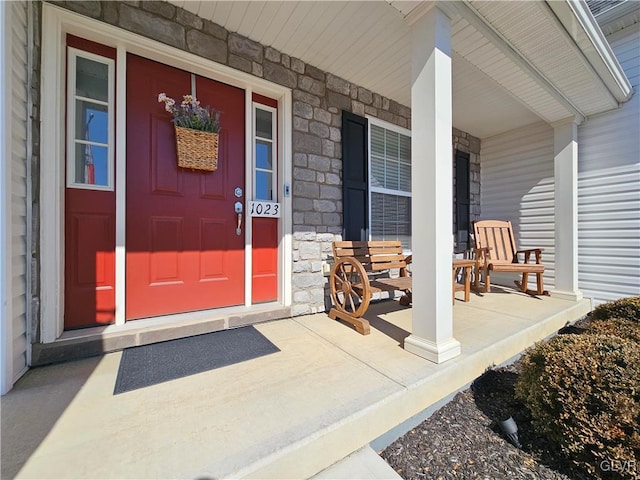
(114, 326), (280, 395)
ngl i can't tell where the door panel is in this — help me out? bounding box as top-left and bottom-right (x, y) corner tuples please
(64, 206), (116, 328)
(126, 54), (245, 319)
(252, 217), (278, 303)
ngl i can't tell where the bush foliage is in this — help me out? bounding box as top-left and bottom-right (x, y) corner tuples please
(515, 334), (640, 479)
(591, 296), (640, 323)
(589, 317), (640, 344)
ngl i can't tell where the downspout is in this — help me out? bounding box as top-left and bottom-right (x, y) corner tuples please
(26, 0), (34, 364)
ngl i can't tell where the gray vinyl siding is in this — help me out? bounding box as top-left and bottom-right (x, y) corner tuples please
(577, 24), (640, 305)
(9, 0), (29, 387)
(480, 122), (556, 290)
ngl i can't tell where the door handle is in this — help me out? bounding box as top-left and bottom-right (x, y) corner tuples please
(235, 201), (243, 236)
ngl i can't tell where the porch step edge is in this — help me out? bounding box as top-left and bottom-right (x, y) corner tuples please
(31, 306), (292, 367)
(230, 299), (592, 480)
(311, 445), (402, 480)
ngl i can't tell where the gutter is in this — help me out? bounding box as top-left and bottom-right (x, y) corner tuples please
(546, 0), (634, 104)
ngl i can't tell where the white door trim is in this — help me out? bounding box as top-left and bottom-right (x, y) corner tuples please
(41, 4), (292, 342)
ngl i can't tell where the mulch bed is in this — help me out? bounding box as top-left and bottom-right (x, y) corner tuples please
(380, 318), (594, 480)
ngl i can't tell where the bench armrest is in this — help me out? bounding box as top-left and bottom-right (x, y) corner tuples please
(400, 255), (412, 277)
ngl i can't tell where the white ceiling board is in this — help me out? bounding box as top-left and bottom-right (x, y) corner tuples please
(246, 2), (284, 43)
(173, 0), (627, 138)
(195, 1), (215, 19)
(469, 0), (619, 115)
(452, 53), (542, 139)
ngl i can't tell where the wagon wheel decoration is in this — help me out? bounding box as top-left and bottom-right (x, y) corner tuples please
(329, 257), (371, 319)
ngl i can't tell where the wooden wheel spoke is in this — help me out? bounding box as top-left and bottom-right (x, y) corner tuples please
(329, 256), (371, 321)
(347, 293), (357, 312)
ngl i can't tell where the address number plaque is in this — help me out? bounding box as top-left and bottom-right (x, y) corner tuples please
(248, 201), (281, 218)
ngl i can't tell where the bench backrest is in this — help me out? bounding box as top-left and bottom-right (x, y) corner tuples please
(332, 240), (406, 273)
(473, 220), (517, 265)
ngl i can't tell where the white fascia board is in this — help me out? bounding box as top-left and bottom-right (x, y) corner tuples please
(456, 1), (585, 124)
(546, 0), (633, 104)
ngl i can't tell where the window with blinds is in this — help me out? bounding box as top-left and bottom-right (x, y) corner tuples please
(369, 121), (412, 250)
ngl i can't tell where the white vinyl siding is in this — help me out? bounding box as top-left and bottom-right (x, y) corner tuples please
(480, 122), (556, 290)
(577, 24), (640, 305)
(1, 0), (29, 394)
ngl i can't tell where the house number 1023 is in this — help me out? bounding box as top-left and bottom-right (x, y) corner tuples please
(249, 201), (281, 218)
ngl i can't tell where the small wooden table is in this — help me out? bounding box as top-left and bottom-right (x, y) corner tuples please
(452, 259), (476, 304)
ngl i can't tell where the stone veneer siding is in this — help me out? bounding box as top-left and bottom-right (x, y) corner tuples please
(34, 1), (480, 320)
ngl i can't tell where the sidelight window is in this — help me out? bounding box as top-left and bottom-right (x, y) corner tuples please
(253, 104), (277, 201)
(66, 48), (115, 190)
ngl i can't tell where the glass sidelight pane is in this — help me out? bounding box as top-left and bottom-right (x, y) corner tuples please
(76, 57), (109, 101)
(75, 100), (108, 144)
(256, 140), (272, 170)
(256, 108), (273, 139)
(74, 143), (109, 186)
(256, 171), (273, 201)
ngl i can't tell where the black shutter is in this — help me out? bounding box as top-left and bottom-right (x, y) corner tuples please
(341, 111), (369, 241)
(455, 150), (471, 251)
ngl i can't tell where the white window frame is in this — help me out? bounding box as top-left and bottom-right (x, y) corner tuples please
(366, 116), (412, 250)
(66, 47), (115, 191)
(252, 103), (277, 202)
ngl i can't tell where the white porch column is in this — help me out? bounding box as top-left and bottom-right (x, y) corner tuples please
(552, 119), (583, 301)
(405, 6), (460, 363)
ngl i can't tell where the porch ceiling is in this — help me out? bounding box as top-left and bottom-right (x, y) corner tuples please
(172, 0), (631, 139)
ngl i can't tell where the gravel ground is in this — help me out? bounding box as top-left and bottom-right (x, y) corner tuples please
(380, 321), (595, 480)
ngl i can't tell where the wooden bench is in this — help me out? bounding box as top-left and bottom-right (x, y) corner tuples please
(328, 241), (412, 335)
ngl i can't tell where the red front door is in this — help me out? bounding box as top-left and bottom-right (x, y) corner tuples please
(126, 55), (245, 320)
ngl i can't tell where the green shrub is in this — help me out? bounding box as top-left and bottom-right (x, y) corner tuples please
(591, 296), (640, 322)
(589, 317), (640, 344)
(515, 334), (640, 479)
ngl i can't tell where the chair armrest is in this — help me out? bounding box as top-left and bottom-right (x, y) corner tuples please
(474, 247), (492, 265)
(516, 248), (543, 255)
(516, 248), (543, 264)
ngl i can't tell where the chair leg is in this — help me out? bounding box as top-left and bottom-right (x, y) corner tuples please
(485, 269), (491, 293)
(521, 272), (529, 292)
(536, 272), (549, 295)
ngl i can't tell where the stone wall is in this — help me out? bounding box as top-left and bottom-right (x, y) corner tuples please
(41, 1), (480, 317)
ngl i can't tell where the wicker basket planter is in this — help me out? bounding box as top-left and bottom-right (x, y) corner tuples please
(174, 126), (219, 171)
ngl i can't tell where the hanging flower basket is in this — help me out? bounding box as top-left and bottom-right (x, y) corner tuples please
(158, 93), (221, 172)
(174, 126), (219, 171)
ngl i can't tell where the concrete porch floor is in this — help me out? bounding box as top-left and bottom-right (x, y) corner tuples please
(1, 287), (591, 479)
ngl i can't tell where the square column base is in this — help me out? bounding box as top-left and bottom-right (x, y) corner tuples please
(550, 289), (584, 302)
(404, 335), (461, 363)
